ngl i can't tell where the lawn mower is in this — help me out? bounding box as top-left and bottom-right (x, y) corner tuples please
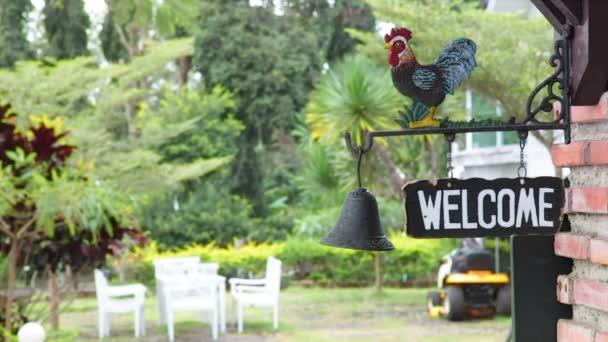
(427, 238), (511, 321)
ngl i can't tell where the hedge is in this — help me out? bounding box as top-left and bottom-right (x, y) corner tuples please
(117, 234), (458, 287)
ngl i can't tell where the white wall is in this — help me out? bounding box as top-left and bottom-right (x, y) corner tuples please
(487, 0), (542, 17)
(452, 133), (555, 179)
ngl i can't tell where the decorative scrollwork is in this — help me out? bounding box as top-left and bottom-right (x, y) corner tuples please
(525, 25), (572, 129)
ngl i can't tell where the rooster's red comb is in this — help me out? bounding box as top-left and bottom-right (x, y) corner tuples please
(384, 27), (412, 42)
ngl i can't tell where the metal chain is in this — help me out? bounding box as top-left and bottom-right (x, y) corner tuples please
(518, 137), (527, 178)
(447, 140), (454, 179)
(444, 134), (456, 179)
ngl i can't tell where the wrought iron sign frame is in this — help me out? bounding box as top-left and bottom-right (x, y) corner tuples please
(344, 25), (573, 155)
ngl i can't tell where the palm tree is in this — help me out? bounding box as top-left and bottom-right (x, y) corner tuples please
(306, 54), (406, 192)
(305, 54), (404, 291)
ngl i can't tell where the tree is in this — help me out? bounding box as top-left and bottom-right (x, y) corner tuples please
(305, 55), (404, 292)
(99, 11), (129, 63)
(292, 114), (344, 209)
(193, 2), (323, 214)
(306, 54), (405, 193)
(0, 35), (249, 250)
(279, 0), (333, 48)
(140, 87), (254, 248)
(0, 38), (192, 116)
(0, 41), (241, 272)
(278, 0), (376, 61)
(100, 0), (199, 88)
(101, 0), (198, 62)
(0, 0), (33, 68)
(325, 0), (376, 61)
(0, 38), (231, 199)
(143, 182), (255, 249)
(99, 0), (199, 137)
(0, 104), (141, 334)
(21, 222), (145, 331)
(43, 0), (90, 59)
(156, 87), (243, 164)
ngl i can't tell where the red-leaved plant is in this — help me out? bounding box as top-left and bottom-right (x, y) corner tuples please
(0, 103), (145, 334)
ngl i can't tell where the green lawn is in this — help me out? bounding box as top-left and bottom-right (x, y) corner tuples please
(57, 287), (510, 341)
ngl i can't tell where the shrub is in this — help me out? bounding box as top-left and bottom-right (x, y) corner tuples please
(292, 207), (342, 239)
(143, 182), (255, 249)
(292, 199), (405, 240)
(279, 235), (457, 284)
(119, 234), (457, 287)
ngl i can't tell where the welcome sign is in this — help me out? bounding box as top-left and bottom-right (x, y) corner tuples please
(404, 177), (565, 238)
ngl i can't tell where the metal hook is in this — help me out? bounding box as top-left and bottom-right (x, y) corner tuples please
(517, 130), (529, 144)
(343, 132), (369, 188)
(444, 133), (456, 144)
(344, 132), (373, 156)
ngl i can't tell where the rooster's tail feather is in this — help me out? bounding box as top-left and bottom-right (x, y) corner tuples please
(434, 38), (477, 94)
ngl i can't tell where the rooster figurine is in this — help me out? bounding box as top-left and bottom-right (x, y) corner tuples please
(385, 27), (477, 128)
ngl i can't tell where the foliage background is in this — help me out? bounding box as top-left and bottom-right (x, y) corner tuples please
(0, 0), (555, 333)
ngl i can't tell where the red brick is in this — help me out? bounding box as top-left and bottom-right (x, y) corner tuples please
(596, 331), (608, 342)
(555, 233), (589, 259)
(552, 142), (586, 167)
(557, 275), (574, 304)
(553, 140), (608, 167)
(573, 279), (608, 312)
(571, 93), (608, 123)
(589, 141), (608, 165)
(595, 331), (608, 342)
(571, 188), (608, 214)
(572, 106), (608, 123)
(590, 239), (608, 265)
(557, 320), (594, 342)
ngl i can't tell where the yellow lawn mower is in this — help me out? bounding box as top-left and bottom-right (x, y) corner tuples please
(427, 239), (511, 321)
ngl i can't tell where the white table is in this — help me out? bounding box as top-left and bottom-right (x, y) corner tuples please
(157, 275), (226, 333)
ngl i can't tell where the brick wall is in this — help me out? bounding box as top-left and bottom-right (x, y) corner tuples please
(552, 92), (608, 342)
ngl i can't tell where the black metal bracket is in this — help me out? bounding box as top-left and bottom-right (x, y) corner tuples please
(344, 25), (573, 155)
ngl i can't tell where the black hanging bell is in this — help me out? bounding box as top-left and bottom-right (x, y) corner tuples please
(321, 187), (395, 251)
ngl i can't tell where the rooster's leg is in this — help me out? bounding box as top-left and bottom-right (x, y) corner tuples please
(408, 106), (441, 128)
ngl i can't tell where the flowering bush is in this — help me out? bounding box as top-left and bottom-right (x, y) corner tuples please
(123, 234), (457, 287)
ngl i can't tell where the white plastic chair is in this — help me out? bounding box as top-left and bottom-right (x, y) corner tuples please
(229, 256), (282, 333)
(164, 271), (219, 341)
(194, 263), (227, 333)
(94, 269), (146, 338)
(153, 256), (200, 324)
